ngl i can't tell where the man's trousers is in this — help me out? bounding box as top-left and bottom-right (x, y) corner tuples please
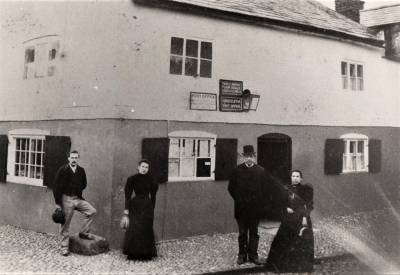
(236, 218), (260, 259)
(61, 195), (96, 251)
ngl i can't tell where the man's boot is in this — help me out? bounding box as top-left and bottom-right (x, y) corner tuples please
(248, 236), (263, 265)
(237, 254), (247, 265)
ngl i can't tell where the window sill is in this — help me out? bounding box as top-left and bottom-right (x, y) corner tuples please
(3, 179), (46, 188)
(341, 170), (369, 174)
(167, 177), (215, 183)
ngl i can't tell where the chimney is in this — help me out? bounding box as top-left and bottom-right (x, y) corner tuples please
(335, 0), (365, 23)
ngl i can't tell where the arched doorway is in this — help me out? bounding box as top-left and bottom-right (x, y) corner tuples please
(258, 133), (292, 221)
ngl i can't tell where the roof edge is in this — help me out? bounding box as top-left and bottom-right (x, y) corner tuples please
(134, 0), (384, 48)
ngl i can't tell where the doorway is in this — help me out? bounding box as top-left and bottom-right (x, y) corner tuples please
(258, 133), (292, 221)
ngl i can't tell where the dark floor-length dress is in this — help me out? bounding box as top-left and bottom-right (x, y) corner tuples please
(266, 182), (314, 273)
(123, 173), (158, 260)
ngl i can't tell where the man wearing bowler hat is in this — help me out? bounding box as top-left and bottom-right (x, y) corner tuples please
(228, 145), (271, 265)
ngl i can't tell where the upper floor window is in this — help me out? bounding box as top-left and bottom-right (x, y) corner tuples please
(341, 61), (363, 91)
(341, 133), (368, 173)
(170, 37), (212, 78)
(168, 131), (216, 181)
(23, 35), (60, 79)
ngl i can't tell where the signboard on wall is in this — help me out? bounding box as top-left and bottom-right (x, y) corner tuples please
(219, 96), (243, 112)
(190, 92), (217, 111)
(219, 79), (243, 96)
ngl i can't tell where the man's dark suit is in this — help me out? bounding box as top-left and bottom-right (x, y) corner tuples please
(228, 163), (271, 260)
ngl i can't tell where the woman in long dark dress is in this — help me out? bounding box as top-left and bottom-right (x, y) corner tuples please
(266, 169), (314, 273)
(122, 159), (158, 260)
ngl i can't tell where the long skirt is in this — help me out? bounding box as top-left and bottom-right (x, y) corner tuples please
(266, 215), (314, 273)
(123, 196), (157, 260)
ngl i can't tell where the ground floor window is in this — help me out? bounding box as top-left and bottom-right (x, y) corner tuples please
(341, 133), (368, 173)
(7, 129), (49, 186)
(168, 131), (216, 181)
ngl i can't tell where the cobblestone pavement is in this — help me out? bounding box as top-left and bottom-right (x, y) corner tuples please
(0, 208), (399, 274)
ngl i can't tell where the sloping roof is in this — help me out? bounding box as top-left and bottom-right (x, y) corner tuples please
(360, 4), (400, 27)
(137, 0), (382, 46)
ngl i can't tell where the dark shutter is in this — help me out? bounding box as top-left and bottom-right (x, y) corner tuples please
(0, 135), (9, 183)
(43, 136), (71, 188)
(369, 139), (381, 174)
(215, 138), (238, 180)
(142, 138), (169, 184)
(324, 139), (344, 175)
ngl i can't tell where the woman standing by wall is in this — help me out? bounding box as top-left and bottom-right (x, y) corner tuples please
(121, 159), (158, 260)
(266, 169), (314, 273)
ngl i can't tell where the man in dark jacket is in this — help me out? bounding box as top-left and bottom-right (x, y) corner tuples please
(228, 145), (271, 265)
(53, 150), (96, 256)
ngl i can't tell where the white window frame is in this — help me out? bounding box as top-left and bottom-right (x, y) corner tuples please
(341, 61), (364, 91)
(341, 133), (369, 173)
(7, 129), (49, 186)
(23, 35), (60, 80)
(169, 36), (213, 78)
(168, 131), (216, 182)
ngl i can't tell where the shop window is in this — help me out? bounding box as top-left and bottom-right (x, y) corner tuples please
(325, 134), (381, 175)
(142, 135), (237, 183)
(341, 61), (363, 91)
(2, 129), (71, 187)
(168, 131), (216, 181)
(170, 37), (212, 78)
(23, 37), (60, 79)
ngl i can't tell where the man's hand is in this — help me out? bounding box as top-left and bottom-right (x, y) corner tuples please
(287, 207), (294, 214)
(56, 204), (62, 210)
(302, 217), (308, 226)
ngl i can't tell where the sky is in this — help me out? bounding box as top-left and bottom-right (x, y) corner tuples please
(317, 0), (400, 10)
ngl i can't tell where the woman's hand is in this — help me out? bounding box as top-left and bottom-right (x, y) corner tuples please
(287, 207), (294, 214)
(120, 212), (129, 230)
(302, 217), (308, 226)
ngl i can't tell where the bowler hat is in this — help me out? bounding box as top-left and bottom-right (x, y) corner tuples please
(242, 145), (256, 156)
(52, 208), (65, 224)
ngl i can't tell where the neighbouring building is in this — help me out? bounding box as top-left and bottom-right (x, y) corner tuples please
(0, 0), (399, 248)
(361, 3), (400, 61)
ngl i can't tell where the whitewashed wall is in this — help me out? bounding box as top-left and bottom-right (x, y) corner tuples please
(1, 1), (399, 126)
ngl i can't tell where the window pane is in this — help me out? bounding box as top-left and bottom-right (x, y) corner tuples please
(198, 140), (210, 157)
(358, 78), (364, 91)
(185, 57), (198, 76)
(350, 78), (356, 90)
(30, 152), (35, 165)
(171, 37), (184, 55)
(15, 165), (19, 176)
(31, 139), (36, 151)
(170, 56), (183, 75)
(350, 64), (355, 77)
(186, 40), (198, 58)
(169, 139), (180, 158)
(37, 153), (42, 165)
(168, 159), (180, 177)
(200, 60), (212, 78)
(15, 151), (20, 163)
(181, 158), (195, 177)
(30, 166), (35, 179)
(359, 155), (365, 170)
(37, 140), (43, 152)
(357, 65), (363, 77)
(351, 156), (356, 171)
(182, 139), (194, 157)
(200, 42), (212, 59)
(357, 141), (364, 153)
(37, 167), (42, 179)
(349, 141), (356, 153)
(25, 48), (35, 63)
(342, 76), (348, 89)
(341, 62), (347, 75)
